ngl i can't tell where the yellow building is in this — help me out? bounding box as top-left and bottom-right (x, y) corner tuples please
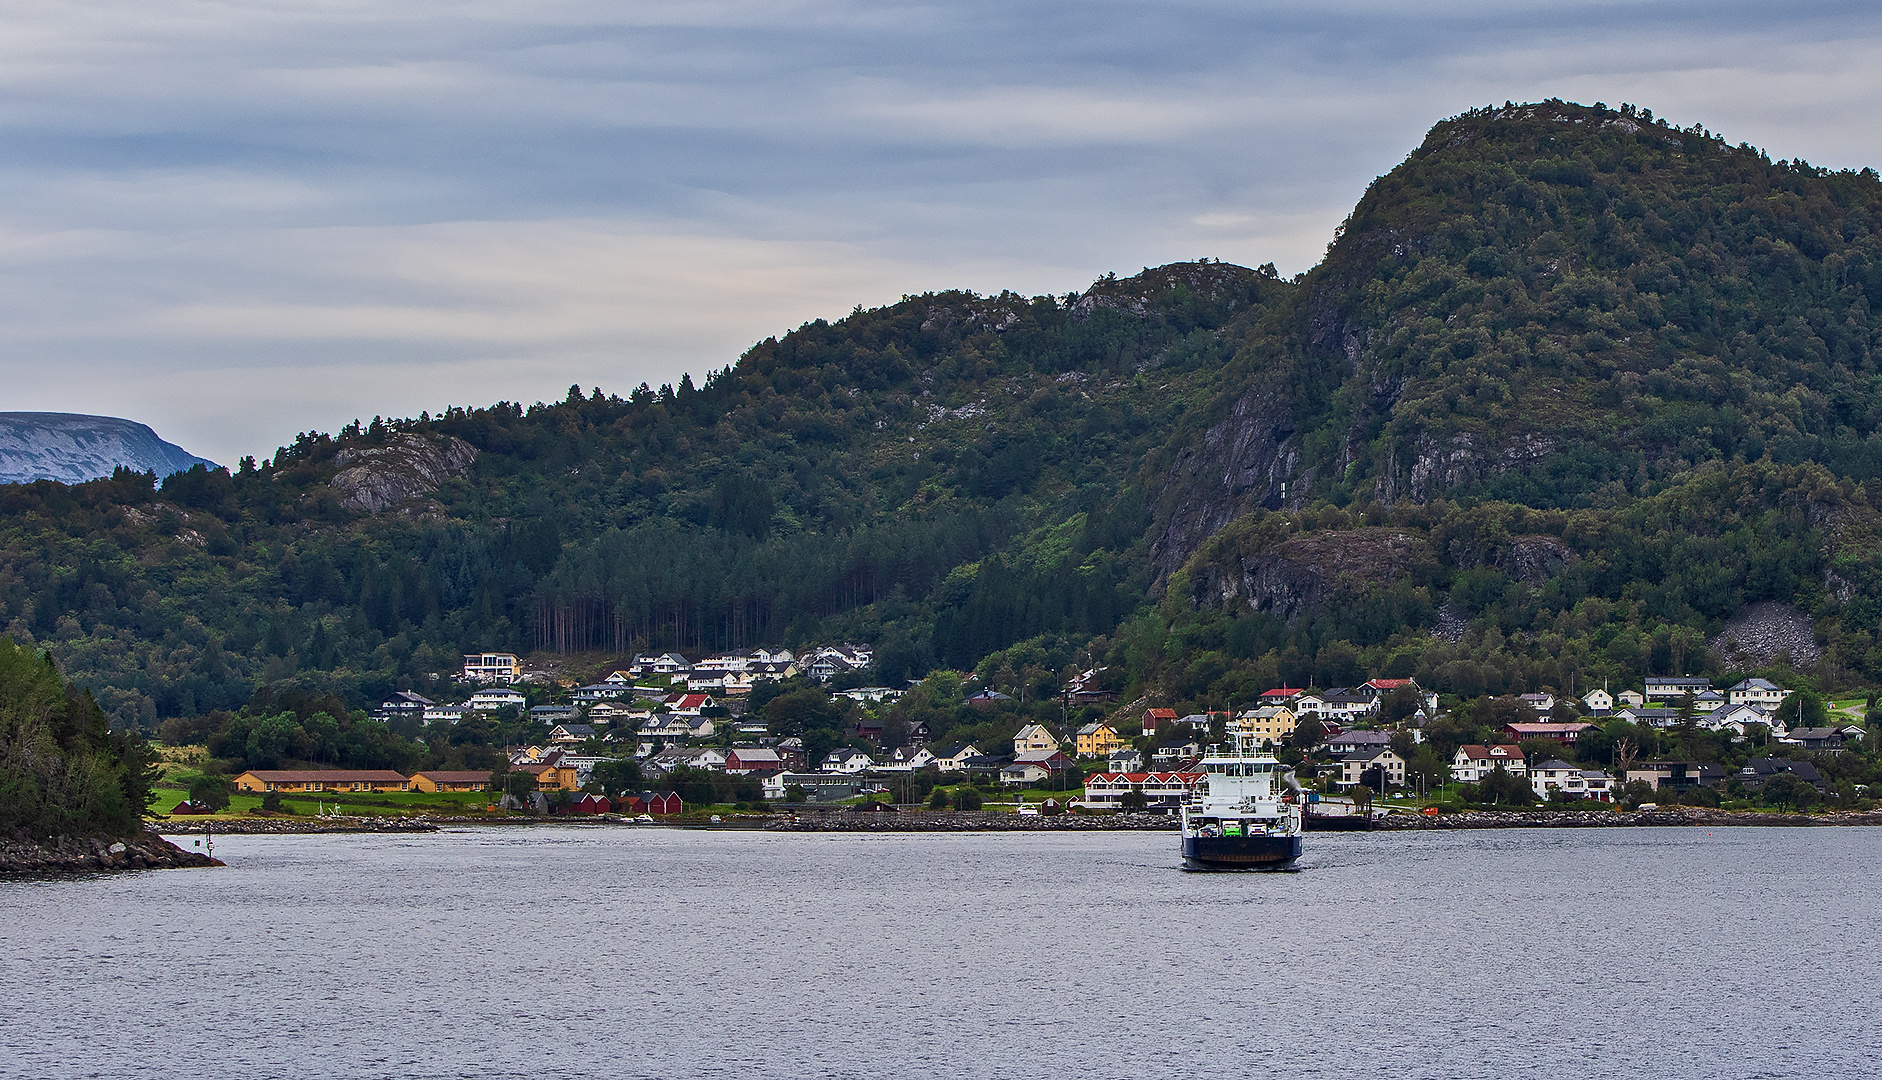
(408, 770), (494, 793)
(1234, 706), (1297, 745)
(516, 762), (580, 791)
(1074, 721), (1123, 758)
(233, 770), (410, 793)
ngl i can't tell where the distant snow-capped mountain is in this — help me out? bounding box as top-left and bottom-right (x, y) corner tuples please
(0, 412), (218, 485)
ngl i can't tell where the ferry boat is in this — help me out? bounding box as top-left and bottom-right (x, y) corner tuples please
(1179, 731), (1303, 870)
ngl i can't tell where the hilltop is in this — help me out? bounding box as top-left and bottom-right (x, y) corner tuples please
(0, 412), (217, 486)
(2, 99), (1881, 728)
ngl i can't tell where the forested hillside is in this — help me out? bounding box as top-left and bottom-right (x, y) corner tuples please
(4, 99), (1882, 728)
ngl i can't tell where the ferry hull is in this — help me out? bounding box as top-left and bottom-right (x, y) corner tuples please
(1181, 834), (1302, 870)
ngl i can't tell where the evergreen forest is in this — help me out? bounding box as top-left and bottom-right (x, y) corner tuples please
(4, 99), (1882, 733)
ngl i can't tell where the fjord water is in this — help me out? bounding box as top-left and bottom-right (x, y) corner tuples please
(5, 828), (1878, 1079)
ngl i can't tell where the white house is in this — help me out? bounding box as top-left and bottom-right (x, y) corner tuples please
(424, 704), (471, 724)
(1012, 724), (1061, 755)
(929, 743), (983, 772)
(1616, 690), (1646, 709)
(878, 746), (936, 772)
(1644, 675), (1713, 701)
(1582, 688), (1613, 714)
(1340, 748), (1407, 790)
(1701, 703), (1778, 737)
(821, 748), (876, 773)
(1452, 744), (1528, 782)
(1728, 678), (1790, 710)
(1519, 692), (1556, 714)
(1529, 759), (1613, 801)
(468, 688), (527, 712)
(461, 652), (522, 685)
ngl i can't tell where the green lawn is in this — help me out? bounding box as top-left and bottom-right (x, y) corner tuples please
(153, 782), (500, 819)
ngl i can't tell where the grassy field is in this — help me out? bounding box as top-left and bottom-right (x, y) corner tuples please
(152, 779), (500, 819)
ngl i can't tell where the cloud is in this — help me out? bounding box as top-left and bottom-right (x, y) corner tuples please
(1, 0), (1880, 463)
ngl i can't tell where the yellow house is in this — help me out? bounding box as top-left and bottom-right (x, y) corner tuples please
(516, 762), (580, 791)
(233, 769), (410, 793)
(1074, 721), (1123, 758)
(1234, 706), (1297, 745)
(408, 770), (494, 793)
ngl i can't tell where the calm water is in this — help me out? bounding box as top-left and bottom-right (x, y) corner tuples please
(3, 825), (1878, 1079)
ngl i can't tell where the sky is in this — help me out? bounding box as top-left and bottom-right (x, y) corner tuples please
(3, 0), (1882, 466)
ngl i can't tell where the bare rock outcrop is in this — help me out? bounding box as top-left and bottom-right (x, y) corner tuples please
(1711, 601), (1820, 667)
(328, 433), (476, 513)
(1192, 527), (1435, 622)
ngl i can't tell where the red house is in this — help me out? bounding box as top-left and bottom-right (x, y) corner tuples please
(1142, 707), (1178, 738)
(626, 791), (684, 815)
(170, 800), (211, 815)
(568, 794), (612, 814)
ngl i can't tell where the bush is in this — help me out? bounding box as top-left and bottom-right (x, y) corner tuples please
(1680, 785), (1721, 807)
(260, 789), (282, 812)
(954, 787), (984, 811)
(927, 788), (950, 809)
(189, 774), (233, 812)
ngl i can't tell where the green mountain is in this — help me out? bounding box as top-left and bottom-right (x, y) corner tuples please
(5, 98), (1882, 730)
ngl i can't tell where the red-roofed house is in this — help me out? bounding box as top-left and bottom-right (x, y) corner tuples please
(1079, 771), (1206, 811)
(1260, 688), (1305, 704)
(1452, 745), (1528, 782)
(1142, 707), (1178, 738)
(1504, 722), (1594, 744)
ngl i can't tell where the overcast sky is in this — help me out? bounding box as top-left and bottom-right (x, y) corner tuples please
(4, 0), (1881, 465)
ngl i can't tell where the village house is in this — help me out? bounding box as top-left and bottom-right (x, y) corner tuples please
(644, 746), (726, 775)
(1074, 721), (1123, 758)
(1518, 692), (1555, 714)
(1451, 745), (1528, 782)
(1504, 722), (1594, 744)
(1235, 705), (1297, 745)
(1644, 675), (1714, 701)
(929, 743), (983, 772)
(965, 689), (1012, 709)
(1297, 690), (1372, 723)
(879, 746), (937, 772)
(724, 747), (785, 774)
(1259, 687), (1306, 706)
(531, 704), (577, 725)
(1616, 689), (1646, 709)
(408, 770), (493, 793)
(1582, 688), (1614, 714)
(468, 687), (527, 712)
(374, 690), (433, 723)
(1000, 750), (1077, 787)
(1325, 730), (1392, 756)
(424, 704), (471, 725)
(1701, 703), (1777, 737)
(1727, 678), (1790, 710)
(1735, 758), (1826, 793)
(1625, 761), (1725, 792)
(548, 723), (596, 744)
(1108, 747), (1144, 772)
(233, 769), (411, 793)
(1781, 726), (1866, 752)
(820, 748), (876, 773)
(1340, 748), (1407, 790)
(1528, 760), (1613, 801)
(1012, 723), (1061, 755)
(1079, 770), (1204, 811)
(1141, 707), (1178, 738)
(461, 652), (523, 685)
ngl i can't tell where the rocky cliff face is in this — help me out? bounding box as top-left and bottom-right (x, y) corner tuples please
(1189, 527), (1435, 621)
(0, 412), (216, 485)
(328, 433), (477, 512)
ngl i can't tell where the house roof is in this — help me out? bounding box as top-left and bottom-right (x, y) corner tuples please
(410, 771), (494, 783)
(1259, 688), (1304, 698)
(1075, 722), (1113, 736)
(1330, 731), (1392, 745)
(1144, 707), (1178, 719)
(237, 769), (408, 782)
(1456, 744), (1524, 760)
(1531, 759), (1577, 771)
(1344, 748), (1401, 764)
(1730, 678), (1782, 691)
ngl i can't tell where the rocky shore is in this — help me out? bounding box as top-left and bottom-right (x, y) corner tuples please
(154, 816), (440, 835)
(768, 811), (1177, 832)
(1, 830), (223, 873)
(1373, 807), (1882, 829)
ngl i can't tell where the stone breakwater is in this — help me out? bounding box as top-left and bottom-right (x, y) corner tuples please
(768, 811), (1178, 832)
(1373, 808), (1882, 829)
(155, 816), (440, 835)
(1, 830), (222, 873)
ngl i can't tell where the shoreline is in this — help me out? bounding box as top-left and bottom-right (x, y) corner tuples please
(1, 830), (224, 873)
(140, 806), (1882, 838)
